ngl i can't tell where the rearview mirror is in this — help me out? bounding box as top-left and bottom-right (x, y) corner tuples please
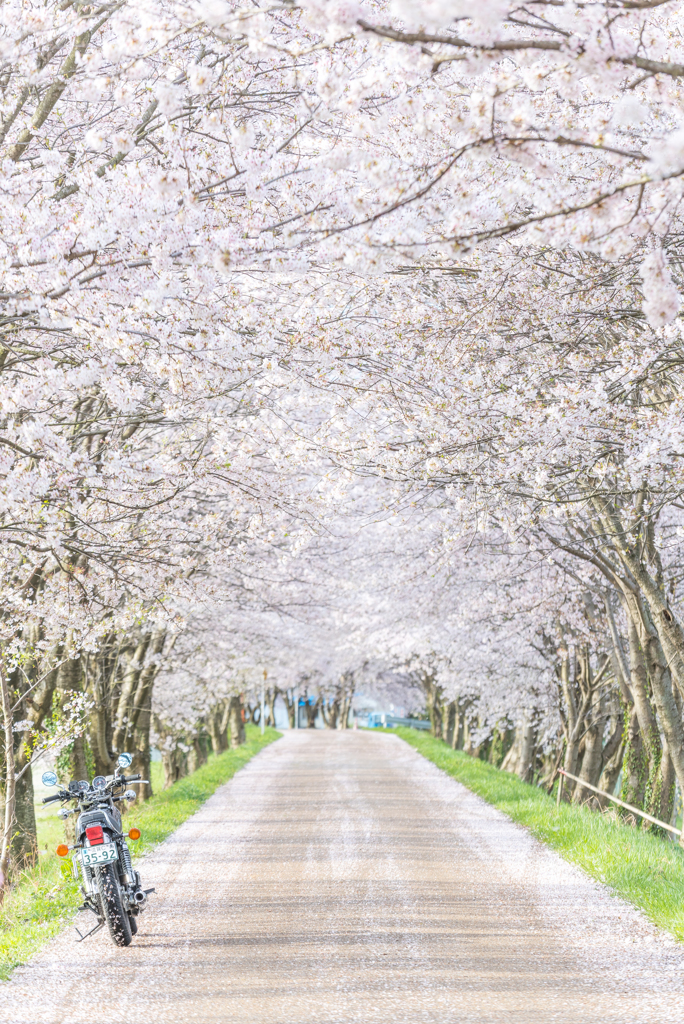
(41, 771), (58, 787)
(117, 753), (132, 769)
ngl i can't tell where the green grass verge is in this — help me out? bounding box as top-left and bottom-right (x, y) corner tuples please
(393, 727), (684, 942)
(0, 725), (280, 980)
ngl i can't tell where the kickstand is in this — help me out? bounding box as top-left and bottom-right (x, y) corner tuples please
(75, 917), (105, 942)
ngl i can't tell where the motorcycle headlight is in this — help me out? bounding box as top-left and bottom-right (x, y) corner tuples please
(124, 790), (137, 801)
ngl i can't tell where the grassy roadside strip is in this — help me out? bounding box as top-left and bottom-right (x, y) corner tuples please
(0, 724), (281, 980)
(393, 726), (684, 942)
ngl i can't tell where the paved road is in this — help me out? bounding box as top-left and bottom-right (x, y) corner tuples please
(3, 731), (684, 1023)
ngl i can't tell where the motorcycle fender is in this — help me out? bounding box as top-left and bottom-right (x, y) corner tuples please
(77, 807), (121, 838)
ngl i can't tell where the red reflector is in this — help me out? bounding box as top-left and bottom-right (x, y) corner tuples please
(85, 825), (104, 846)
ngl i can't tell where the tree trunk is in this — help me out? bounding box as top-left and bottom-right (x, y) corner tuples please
(268, 688), (279, 728)
(593, 499), (684, 845)
(0, 657), (16, 899)
(597, 738), (625, 804)
(228, 694), (245, 748)
(618, 592), (684, 829)
(424, 675), (443, 739)
(501, 724), (522, 774)
(518, 715), (536, 783)
(559, 652), (581, 796)
(489, 726), (513, 767)
(126, 631), (165, 801)
(208, 700), (229, 754)
(162, 746), (188, 789)
(655, 743), (676, 832)
(596, 701), (625, 805)
(132, 682), (153, 801)
(187, 735), (208, 774)
(86, 639), (118, 777)
(303, 691), (321, 728)
(339, 676), (355, 729)
(284, 689), (296, 729)
(90, 698), (114, 778)
(454, 699), (470, 750)
(573, 717), (603, 804)
(444, 701), (456, 747)
(320, 694), (340, 729)
(6, 640), (59, 867)
(56, 653), (89, 783)
(113, 636), (151, 753)
(622, 705), (648, 811)
(625, 617), (661, 811)
(641, 631), (684, 829)
(11, 763), (37, 867)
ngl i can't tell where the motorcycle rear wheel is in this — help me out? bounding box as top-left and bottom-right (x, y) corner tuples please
(97, 863), (133, 947)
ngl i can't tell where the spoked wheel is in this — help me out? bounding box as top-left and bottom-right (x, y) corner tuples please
(97, 864), (133, 947)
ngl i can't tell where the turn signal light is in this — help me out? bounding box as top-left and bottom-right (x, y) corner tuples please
(128, 827), (141, 841)
(56, 844), (69, 857)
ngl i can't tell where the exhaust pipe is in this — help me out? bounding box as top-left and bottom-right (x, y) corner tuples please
(133, 890), (146, 904)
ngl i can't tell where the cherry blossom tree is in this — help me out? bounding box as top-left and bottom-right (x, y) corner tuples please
(5, 0), (684, 886)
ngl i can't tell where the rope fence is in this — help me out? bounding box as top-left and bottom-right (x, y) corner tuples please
(557, 769), (682, 838)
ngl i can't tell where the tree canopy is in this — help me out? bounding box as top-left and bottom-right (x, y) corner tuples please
(3, 0), (684, 880)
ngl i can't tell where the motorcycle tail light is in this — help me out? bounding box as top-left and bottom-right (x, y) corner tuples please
(85, 825), (104, 846)
(56, 844), (69, 857)
(128, 827), (141, 841)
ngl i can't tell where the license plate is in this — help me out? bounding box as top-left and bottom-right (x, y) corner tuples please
(81, 843), (118, 866)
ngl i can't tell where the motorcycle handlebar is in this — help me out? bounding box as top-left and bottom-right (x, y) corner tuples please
(42, 774), (143, 803)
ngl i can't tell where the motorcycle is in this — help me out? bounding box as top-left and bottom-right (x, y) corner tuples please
(42, 753), (153, 946)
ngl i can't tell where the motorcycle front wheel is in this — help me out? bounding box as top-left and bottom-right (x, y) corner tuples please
(97, 863), (133, 947)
